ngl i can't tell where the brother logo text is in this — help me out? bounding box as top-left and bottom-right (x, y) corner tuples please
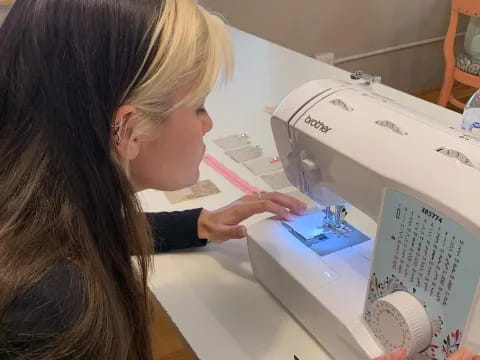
(304, 115), (332, 134)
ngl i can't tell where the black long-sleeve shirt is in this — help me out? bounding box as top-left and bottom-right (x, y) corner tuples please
(147, 209), (207, 252)
(0, 210), (207, 359)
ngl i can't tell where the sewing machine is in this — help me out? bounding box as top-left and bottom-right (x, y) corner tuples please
(247, 79), (480, 359)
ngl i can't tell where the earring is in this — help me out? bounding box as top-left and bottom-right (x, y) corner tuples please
(114, 131), (121, 146)
(112, 118), (125, 146)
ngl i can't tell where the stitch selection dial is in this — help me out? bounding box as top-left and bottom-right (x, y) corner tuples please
(370, 291), (432, 357)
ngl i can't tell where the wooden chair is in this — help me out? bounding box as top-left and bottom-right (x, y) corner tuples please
(438, 0), (480, 110)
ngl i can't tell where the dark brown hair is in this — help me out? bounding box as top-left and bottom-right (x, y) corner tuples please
(0, 0), (166, 358)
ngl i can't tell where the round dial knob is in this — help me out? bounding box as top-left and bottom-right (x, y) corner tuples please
(370, 291), (432, 357)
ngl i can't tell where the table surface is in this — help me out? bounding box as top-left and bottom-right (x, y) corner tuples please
(140, 27), (461, 360)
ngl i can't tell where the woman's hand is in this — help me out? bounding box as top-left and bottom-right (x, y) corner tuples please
(373, 348), (406, 360)
(446, 349), (480, 360)
(197, 191), (307, 242)
(374, 348), (480, 360)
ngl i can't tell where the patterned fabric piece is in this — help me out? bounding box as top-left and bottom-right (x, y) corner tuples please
(456, 53), (480, 76)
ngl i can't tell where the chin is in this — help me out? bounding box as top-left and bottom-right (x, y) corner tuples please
(169, 170), (200, 191)
(187, 169), (201, 186)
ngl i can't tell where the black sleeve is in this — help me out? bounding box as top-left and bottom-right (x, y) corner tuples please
(146, 208), (208, 253)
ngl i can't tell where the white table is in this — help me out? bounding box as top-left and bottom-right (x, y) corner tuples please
(140, 28), (461, 360)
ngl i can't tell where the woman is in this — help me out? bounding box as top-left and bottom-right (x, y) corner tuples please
(0, 0), (306, 358)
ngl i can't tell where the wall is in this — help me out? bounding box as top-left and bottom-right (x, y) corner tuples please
(200, 0), (467, 94)
(0, 1), (466, 94)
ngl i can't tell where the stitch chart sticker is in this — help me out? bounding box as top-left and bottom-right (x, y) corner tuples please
(364, 189), (480, 360)
(243, 156), (283, 175)
(261, 171), (292, 190)
(213, 134), (250, 150)
(164, 180), (220, 204)
(226, 145), (263, 163)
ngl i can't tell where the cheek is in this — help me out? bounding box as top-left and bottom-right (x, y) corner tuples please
(129, 126), (204, 190)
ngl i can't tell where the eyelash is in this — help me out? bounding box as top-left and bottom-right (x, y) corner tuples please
(196, 107), (206, 114)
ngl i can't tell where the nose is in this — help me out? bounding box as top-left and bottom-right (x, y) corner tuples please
(202, 113), (213, 135)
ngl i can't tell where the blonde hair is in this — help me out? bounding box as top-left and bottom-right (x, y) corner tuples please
(125, 0), (233, 135)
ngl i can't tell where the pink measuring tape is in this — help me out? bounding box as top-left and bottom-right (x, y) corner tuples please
(203, 154), (259, 194)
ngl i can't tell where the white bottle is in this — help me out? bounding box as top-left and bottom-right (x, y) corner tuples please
(465, 17), (480, 61)
(461, 88), (480, 140)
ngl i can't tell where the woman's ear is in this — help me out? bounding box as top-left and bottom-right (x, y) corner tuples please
(113, 104), (141, 161)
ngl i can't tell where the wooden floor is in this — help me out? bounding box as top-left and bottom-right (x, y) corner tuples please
(414, 84), (476, 113)
(149, 291), (198, 360)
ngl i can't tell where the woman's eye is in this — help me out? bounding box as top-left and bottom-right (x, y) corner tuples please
(196, 107), (206, 114)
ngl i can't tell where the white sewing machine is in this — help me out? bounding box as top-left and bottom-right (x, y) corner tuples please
(247, 79), (480, 359)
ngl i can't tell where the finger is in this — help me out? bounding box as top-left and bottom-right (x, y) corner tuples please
(225, 199), (295, 224)
(448, 349), (473, 360)
(238, 194), (256, 202)
(388, 348), (406, 360)
(373, 348), (406, 360)
(260, 191), (308, 215)
(209, 224), (246, 243)
(243, 192), (307, 215)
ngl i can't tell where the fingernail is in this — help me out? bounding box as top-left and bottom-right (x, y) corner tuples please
(285, 213), (295, 221)
(238, 227), (247, 238)
(296, 203), (307, 215)
(388, 348), (405, 359)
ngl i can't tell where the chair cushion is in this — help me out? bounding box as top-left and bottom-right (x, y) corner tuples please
(456, 53), (480, 76)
